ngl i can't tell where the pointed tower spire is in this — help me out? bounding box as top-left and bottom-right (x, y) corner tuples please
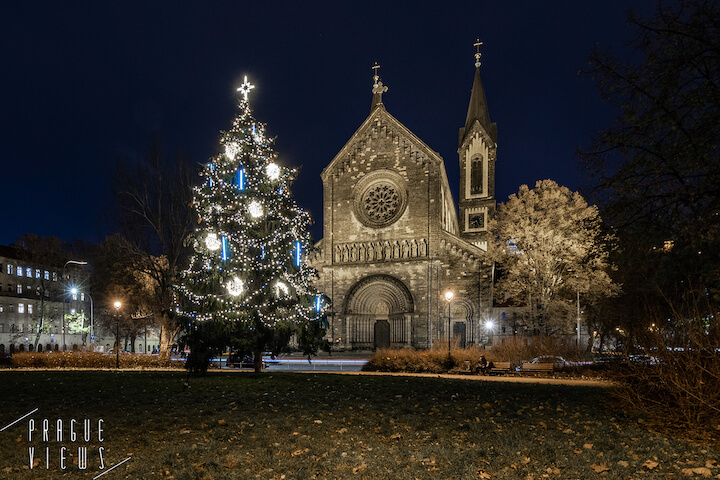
(459, 39), (496, 147)
(371, 62), (388, 111)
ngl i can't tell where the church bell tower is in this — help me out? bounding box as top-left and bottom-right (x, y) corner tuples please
(458, 39), (497, 250)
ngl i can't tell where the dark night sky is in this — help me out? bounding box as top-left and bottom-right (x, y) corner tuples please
(1, 1), (656, 247)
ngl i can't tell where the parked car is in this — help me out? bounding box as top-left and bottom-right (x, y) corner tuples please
(226, 353), (268, 369)
(529, 356), (568, 368)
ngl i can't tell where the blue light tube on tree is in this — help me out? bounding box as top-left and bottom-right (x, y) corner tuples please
(237, 168), (245, 190)
(222, 236), (229, 261)
(295, 241), (301, 267)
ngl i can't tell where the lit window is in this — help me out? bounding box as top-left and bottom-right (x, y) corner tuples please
(16, 285), (22, 294)
(52, 272), (57, 281)
(7, 264), (12, 275)
(18, 303), (24, 314)
(44, 271), (49, 280)
(0, 304), (3, 312)
(35, 269), (40, 279)
(25, 267), (31, 277)
(72, 293), (77, 301)
(81, 293), (85, 302)
(16, 266), (22, 276)
(28, 304), (33, 315)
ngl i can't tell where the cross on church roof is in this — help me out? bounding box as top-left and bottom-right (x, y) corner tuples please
(372, 62), (388, 96)
(474, 38), (483, 68)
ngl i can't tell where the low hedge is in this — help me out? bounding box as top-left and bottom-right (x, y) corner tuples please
(10, 351), (182, 369)
(363, 347), (496, 373)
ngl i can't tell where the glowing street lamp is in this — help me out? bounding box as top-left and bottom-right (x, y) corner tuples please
(444, 291), (454, 357)
(114, 301), (122, 369)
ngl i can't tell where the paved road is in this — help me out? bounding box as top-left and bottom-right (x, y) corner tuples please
(218, 358), (368, 372)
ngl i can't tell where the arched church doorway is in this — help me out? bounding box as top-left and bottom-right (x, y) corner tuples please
(374, 320), (391, 349)
(344, 274), (414, 350)
(453, 322), (467, 348)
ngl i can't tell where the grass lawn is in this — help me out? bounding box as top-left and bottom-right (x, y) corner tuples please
(0, 370), (717, 479)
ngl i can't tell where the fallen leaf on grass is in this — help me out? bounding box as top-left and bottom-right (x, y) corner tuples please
(705, 460), (717, 468)
(482, 403), (491, 409)
(521, 457), (531, 464)
(617, 461), (629, 467)
(591, 464), (610, 473)
(217, 419), (227, 426)
(314, 420), (322, 424)
(353, 464), (367, 474)
(643, 460), (659, 470)
(337, 428), (347, 434)
(584, 443), (594, 449)
(390, 433), (402, 440)
(681, 467), (712, 477)
(476, 469), (491, 478)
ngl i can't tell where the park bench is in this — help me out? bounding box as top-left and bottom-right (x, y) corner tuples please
(519, 362), (554, 374)
(486, 362), (513, 376)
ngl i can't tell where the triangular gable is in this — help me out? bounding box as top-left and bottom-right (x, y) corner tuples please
(321, 105), (443, 181)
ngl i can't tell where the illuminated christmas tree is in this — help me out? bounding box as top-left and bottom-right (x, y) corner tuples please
(176, 77), (326, 369)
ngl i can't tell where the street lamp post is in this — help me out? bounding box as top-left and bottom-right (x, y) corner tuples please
(62, 260), (88, 351)
(444, 291), (454, 358)
(114, 301), (122, 369)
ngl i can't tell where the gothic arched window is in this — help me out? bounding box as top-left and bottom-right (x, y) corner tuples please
(470, 156), (483, 195)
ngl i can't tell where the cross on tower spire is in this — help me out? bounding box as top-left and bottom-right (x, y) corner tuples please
(474, 39), (483, 68)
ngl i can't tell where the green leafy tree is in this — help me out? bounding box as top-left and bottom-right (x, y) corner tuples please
(488, 180), (618, 335)
(175, 78), (325, 371)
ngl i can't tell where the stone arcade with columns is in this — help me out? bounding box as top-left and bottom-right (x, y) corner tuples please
(311, 50), (499, 350)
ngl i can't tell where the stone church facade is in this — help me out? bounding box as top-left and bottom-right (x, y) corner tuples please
(311, 58), (498, 350)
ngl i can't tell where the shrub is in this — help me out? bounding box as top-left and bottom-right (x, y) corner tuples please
(10, 351), (181, 369)
(490, 335), (586, 365)
(364, 346), (497, 374)
(612, 297), (720, 442)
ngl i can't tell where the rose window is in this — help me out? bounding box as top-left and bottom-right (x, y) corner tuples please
(363, 184), (399, 222)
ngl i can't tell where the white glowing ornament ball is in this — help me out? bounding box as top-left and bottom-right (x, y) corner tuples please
(225, 143), (240, 160)
(226, 277), (244, 296)
(266, 162), (280, 181)
(248, 200), (263, 218)
(205, 233), (221, 251)
(274, 281), (289, 298)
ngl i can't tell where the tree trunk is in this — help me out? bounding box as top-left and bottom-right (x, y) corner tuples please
(159, 313), (180, 359)
(254, 348), (263, 373)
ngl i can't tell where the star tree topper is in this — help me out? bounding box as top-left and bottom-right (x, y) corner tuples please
(237, 76), (255, 101)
